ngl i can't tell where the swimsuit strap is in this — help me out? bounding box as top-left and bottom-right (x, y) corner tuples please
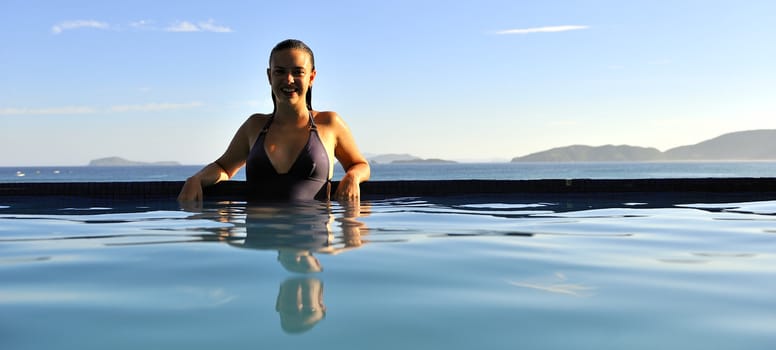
(260, 111), (316, 134)
(259, 115), (274, 135)
(307, 110), (318, 131)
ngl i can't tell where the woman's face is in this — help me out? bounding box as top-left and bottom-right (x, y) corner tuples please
(268, 48), (315, 108)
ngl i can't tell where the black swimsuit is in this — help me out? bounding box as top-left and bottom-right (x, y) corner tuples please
(245, 112), (330, 201)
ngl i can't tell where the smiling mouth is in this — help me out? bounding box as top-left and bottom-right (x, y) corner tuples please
(281, 87), (298, 94)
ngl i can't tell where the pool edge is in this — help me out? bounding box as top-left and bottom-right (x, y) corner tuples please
(2, 178), (776, 200)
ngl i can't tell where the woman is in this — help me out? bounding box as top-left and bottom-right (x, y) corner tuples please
(178, 39), (370, 202)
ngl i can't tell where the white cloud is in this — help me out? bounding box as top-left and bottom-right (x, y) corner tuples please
(165, 19), (232, 33)
(0, 106), (97, 115)
(166, 21), (200, 32)
(197, 19), (233, 33)
(495, 25), (589, 35)
(51, 19), (232, 34)
(130, 19), (156, 30)
(1, 102), (203, 116)
(51, 20), (110, 34)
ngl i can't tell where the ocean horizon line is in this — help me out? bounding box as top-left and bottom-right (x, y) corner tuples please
(5, 159), (776, 168)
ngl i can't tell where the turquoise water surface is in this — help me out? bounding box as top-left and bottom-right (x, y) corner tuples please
(1, 194), (776, 349)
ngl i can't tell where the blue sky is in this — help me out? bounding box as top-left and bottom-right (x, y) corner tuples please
(2, 0), (775, 166)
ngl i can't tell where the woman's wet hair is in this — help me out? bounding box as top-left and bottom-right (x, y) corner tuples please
(270, 39), (315, 111)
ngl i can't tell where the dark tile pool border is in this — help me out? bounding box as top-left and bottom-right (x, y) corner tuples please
(2, 178), (776, 200)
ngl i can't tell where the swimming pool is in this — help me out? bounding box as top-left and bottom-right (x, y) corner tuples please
(2, 187), (776, 349)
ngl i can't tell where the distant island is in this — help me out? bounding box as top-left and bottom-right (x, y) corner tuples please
(367, 153), (456, 164)
(512, 129), (776, 162)
(88, 129), (776, 167)
(392, 158), (457, 164)
(89, 157), (181, 166)
(367, 153), (420, 164)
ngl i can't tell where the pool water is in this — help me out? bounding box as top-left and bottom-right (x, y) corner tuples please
(1, 194), (776, 349)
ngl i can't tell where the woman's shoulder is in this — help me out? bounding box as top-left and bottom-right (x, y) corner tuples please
(312, 110), (345, 127)
(232, 113), (272, 141)
(247, 112), (272, 123)
(243, 113), (272, 129)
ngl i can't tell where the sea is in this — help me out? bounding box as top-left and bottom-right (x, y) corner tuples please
(3, 162), (776, 349)
(3, 161), (776, 183)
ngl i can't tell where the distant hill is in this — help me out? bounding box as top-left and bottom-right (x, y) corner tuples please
(392, 158), (458, 164)
(512, 129), (776, 162)
(89, 157), (181, 166)
(368, 153), (421, 164)
(663, 129), (776, 160)
(514, 145), (663, 162)
(367, 153), (456, 164)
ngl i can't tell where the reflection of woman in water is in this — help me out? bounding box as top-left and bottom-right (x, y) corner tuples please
(276, 277), (326, 334)
(236, 203), (333, 273)
(224, 201), (368, 333)
(230, 202), (368, 271)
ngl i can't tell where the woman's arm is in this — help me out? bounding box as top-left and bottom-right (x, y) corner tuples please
(331, 114), (371, 201)
(177, 115), (262, 202)
(177, 161), (231, 202)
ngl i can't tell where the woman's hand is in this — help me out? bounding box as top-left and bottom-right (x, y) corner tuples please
(335, 173), (361, 202)
(177, 177), (204, 203)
